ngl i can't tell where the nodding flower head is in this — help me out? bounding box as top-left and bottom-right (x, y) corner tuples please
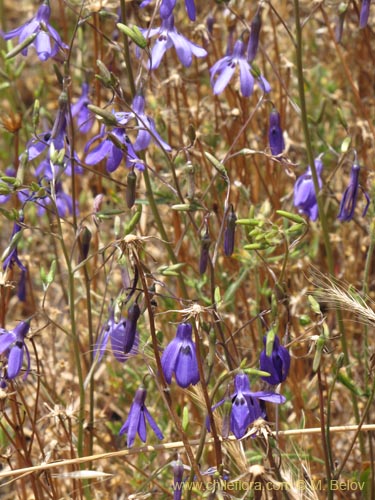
(1, 2), (68, 61)
(294, 158), (323, 221)
(119, 387), (163, 448)
(338, 162), (370, 222)
(161, 322), (200, 388)
(268, 109), (285, 156)
(260, 335), (291, 385)
(0, 321), (31, 381)
(209, 372), (286, 439)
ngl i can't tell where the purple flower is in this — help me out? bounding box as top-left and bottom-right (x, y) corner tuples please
(119, 387), (163, 447)
(210, 373), (286, 439)
(210, 40), (271, 97)
(294, 158), (323, 221)
(115, 94), (171, 152)
(159, 0), (196, 21)
(173, 458), (185, 500)
(224, 206), (237, 257)
(260, 336), (290, 385)
(0, 321), (31, 380)
(94, 308), (139, 363)
(1, 2), (68, 61)
(247, 9), (262, 63)
(268, 109), (285, 156)
(2, 215), (27, 302)
(360, 0), (371, 29)
(71, 83), (94, 134)
(142, 15), (207, 69)
(85, 126), (144, 173)
(338, 163), (370, 222)
(161, 322), (200, 388)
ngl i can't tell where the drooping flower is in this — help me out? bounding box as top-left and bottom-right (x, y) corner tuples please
(119, 387), (164, 447)
(26, 94), (83, 179)
(209, 373), (286, 439)
(161, 322), (200, 388)
(158, 0), (197, 21)
(1, 2), (68, 61)
(337, 162), (370, 222)
(173, 458), (185, 500)
(0, 321), (31, 380)
(210, 39), (271, 97)
(293, 158), (323, 221)
(94, 308), (139, 363)
(85, 126), (144, 173)
(260, 335), (291, 385)
(2, 215), (27, 301)
(247, 9), (262, 63)
(71, 83), (94, 134)
(115, 93), (171, 152)
(268, 108), (285, 156)
(359, 0), (371, 29)
(141, 14), (207, 70)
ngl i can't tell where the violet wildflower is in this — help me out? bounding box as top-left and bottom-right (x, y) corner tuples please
(224, 205), (237, 257)
(360, 0), (371, 29)
(159, 0), (196, 21)
(71, 83), (94, 134)
(210, 39), (271, 97)
(210, 373), (286, 439)
(119, 387), (163, 447)
(173, 458), (185, 500)
(268, 108), (285, 156)
(161, 322), (200, 388)
(85, 126), (144, 173)
(115, 93), (171, 152)
(2, 215), (27, 302)
(0, 321), (31, 380)
(247, 9), (262, 63)
(1, 1), (68, 61)
(94, 308), (139, 363)
(294, 158), (323, 221)
(141, 14), (207, 69)
(260, 335), (291, 385)
(338, 163), (370, 222)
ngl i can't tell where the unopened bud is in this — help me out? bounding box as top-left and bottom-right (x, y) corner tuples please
(126, 170), (137, 208)
(199, 229), (211, 275)
(224, 205), (237, 256)
(247, 9), (262, 63)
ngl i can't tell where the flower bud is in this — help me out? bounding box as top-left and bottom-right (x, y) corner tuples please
(126, 170), (137, 209)
(247, 9), (262, 63)
(124, 303), (140, 354)
(269, 109), (285, 156)
(224, 205), (237, 256)
(199, 229), (211, 275)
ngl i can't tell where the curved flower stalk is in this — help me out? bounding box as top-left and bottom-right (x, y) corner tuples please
(141, 14), (207, 69)
(210, 39), (271, 97)
(337, 162), (370, 222)
(260, 335), (291, 386)
(115, 93), (171, 152)
(1, 1), (68, 61)
(209, 373), (286, 439)
(161, 322), (200, 388)
(119, 387), (164, 447)
(0, 321), (31, 380)
(293, 158), (324, 221)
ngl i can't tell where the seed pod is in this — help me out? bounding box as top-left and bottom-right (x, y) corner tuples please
(124, 303), (140, 354)
(199, 229), (211, 275)
(126, 170), (137, 208)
